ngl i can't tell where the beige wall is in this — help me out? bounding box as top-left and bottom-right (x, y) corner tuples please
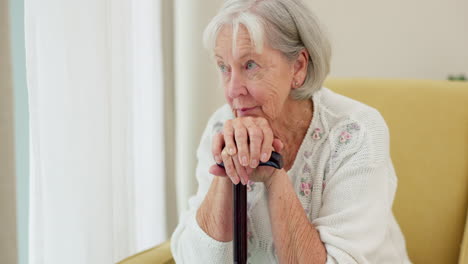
(307, 0), (468, 79)
(0, 0), (18, 263)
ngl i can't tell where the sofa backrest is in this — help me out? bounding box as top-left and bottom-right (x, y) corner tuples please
(326, 78), (468, 264)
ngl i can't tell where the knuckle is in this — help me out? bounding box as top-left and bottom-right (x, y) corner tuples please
(224, 131), (233, 139)
(264, 127), (273, 136)
(234, 121), (245, 131)
(224, 129), (233, 137)
(250, 128), (263, 139)
(250, 135), (262, 143)
(221, 150), (229, 159)
(235, 132), (247, 140)
(226, 164), (234, 174)
(237, 166), (246, 177)
(234, 164), (242, 174)
(223, 121), (233, 131)
(250, 143), (261, 152)
(262, 125), (272, 134)
(257, 117), (267, 125)
(232, 118), (241, 126)
(250, 136), (262, 144)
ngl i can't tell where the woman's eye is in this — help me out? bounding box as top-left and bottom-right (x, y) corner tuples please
(245, 60), (258, 70)
(219, 64), (229, 73)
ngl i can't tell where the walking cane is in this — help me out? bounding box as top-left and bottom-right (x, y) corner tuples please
(218, 151), (283, 264)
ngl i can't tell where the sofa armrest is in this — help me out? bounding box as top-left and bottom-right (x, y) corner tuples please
(117, 240), (174, 264)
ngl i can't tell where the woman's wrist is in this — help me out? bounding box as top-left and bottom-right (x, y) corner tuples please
(264, 169), (285, 191)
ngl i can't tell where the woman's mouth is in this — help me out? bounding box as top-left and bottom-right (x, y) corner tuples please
(237, 106), (258, 116)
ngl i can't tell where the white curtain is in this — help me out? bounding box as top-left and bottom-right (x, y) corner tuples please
(25, 0), (166, 263)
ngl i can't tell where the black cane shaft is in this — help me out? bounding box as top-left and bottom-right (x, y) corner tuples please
(233, 183), (247, 264)
(217, 151), (283, 263)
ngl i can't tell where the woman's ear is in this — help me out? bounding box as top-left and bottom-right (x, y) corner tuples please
(292, 48), (309, 88)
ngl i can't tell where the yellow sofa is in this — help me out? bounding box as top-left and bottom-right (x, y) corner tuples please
(118, 79), (468, 264)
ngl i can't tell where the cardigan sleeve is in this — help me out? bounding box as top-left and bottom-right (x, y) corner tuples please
(312, 109), (399, 264)
(171, 105), (233, 264)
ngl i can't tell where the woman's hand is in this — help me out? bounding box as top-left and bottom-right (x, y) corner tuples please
(209, 116), (283, 184)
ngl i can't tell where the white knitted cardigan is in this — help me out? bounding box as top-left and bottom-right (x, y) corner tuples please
(171, 87), (412, 264)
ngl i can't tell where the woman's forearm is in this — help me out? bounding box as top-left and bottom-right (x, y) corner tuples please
(196, 176), (234, 242)
(266, 170), (327, 263)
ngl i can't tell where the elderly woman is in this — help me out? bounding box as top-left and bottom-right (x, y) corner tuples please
(171, 0), (411, 263)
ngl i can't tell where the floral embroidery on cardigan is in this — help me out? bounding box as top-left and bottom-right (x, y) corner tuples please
(302, 164), (312, 174)
(337, 122), (361, 144)
(299, 178), (312, 197)
(312, 128), (323, 140)
(339, 131), (352, 143)
(329, 122), (362, 177)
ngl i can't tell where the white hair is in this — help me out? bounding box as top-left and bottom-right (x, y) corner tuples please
(203, 0), (332, 99)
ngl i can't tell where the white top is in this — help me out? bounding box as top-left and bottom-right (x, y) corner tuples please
(171, 87), (412, 264)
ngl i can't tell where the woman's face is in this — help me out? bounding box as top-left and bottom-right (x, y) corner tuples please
(214, 25), (295, 121)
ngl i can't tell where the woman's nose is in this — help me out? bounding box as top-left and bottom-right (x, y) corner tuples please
(227, 70), (248, 98)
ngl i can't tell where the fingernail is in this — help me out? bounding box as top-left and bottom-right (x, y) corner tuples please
(241, 177), (246, 185)
(229, 148), (235, 155)
(242, 156), (248, 166)
(215, 155), (221, 163)
(236, 177), (241, 185)
(250, 159), (257, 168)
(261, 153), (267, 162)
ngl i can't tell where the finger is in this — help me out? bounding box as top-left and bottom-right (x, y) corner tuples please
(223, 120), (237, 156)
(232, 153), (248, 185)
(272, 138), (284, 152)
(244, 119), (263, 168)
(233, 120), (249, 167)
(261, 126), (273, 162)
(209, 164), (227, 177)
(221, 148), (240, 184)
(211, 132), (224, 164)
(256, 118), (274, 162)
